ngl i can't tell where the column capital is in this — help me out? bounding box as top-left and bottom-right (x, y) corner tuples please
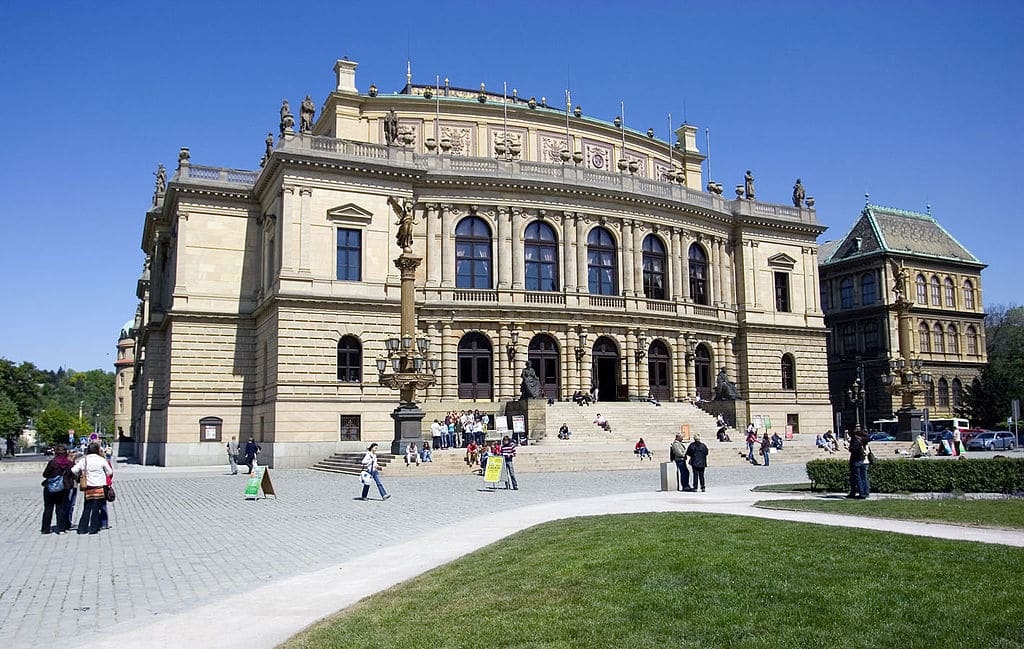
(298, 186), (313, 197)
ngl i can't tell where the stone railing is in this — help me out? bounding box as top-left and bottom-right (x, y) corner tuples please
(645, 299), (677, 313)
(452, 289), (498, 302)
(589, 295), (626, 309)
(183, 165), (258, 186)
(523, 292), (566, 305)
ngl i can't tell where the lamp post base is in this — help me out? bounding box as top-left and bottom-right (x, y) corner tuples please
(895, 408), (923, 442)
(390, 402), (425, 456)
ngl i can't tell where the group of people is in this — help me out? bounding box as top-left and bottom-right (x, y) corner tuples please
(571, 390), (595, 406)
(669, 433), (709, 491)
(743, 424), (777, 466)
(430, 410), (493, 450)
(40, 442), (113, 535)
(226, 436), (261, 474)
(815, 430), (839, 453)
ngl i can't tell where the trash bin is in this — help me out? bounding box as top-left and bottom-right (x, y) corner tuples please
(660, 462), (676, 492)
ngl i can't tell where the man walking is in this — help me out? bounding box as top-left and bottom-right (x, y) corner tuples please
(745, 424), (759, 464)
(226, 435), (239, 475)
(670, 433), (693, 491)
(243, 436), (261, 474)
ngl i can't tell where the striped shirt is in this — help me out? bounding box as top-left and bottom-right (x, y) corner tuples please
(500, 441), (517, 459)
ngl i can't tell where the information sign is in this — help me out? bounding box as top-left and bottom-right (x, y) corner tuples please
(495, 416), (509, 434)
(483, 455), (504, 483)
(244, 466), (277, 500)
(511, 416), (526, 434)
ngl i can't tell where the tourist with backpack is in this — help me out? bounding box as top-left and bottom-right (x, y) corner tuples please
(40, 446), (74, 534)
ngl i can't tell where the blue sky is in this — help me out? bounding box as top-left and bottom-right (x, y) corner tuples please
(0, 1), (1020, 372)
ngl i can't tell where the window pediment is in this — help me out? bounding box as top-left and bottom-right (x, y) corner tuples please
(767, 252), (797, 269)
(326, 203), (373, 224)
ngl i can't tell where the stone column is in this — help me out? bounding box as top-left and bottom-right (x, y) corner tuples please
(676, 333), (689, 399)
(298, 187), (312, 273)
(712, 239), (724, 304)
(681, 234), (692, 301)
(633, 223), (645, 298)
(497, 206), (512, 290)
(621, 220), (635, 296)
(579, 327), (591, 393)
(425, 322), (438, 399)
(280, 185), (297, 273)
(440, 204), (454, 287)
(724, 241), (735, 307)
(498, 324), (510, 400)
(441, 321), (454, 399)
(576, 215), (589, 294)
(670, 228), (683, 301)
(171, 214), (188, 297)
(562, 211), (577, 292)
(725, 336), (736, 378)
(625, 330), (637, 398)
(560, 329), (574, 397)
(511, 207), (524, 290)
(425, 204), (440, 287)
(809, 249), (821, 313)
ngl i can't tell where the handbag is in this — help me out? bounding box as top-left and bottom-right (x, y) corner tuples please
(359, 470), (373, 486)
(46, 474), (65, 493)
(104, 484), (116, 502)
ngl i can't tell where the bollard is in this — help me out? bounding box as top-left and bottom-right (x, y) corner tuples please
(660, 461), (676, 491)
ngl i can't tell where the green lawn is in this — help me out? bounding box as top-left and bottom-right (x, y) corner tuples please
(280, 514), (1024, 649)
(756, 497), (1024, 529)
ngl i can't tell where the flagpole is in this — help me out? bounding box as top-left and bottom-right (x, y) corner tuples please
(503, 81), (508, 160)
(435, 74), (440, 143)
(565, 89), (571, 157)
(668, 113), (673, 178)
(705, 127), (712, 186)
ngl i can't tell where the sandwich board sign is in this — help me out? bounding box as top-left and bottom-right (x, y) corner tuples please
(483, 455), (504, 485)
(244, 466), (277, 500)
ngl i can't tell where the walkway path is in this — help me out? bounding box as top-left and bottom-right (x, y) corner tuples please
(2, 462), (1020, 649)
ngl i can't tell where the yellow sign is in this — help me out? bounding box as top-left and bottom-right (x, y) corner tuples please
(483, 455), (504, 483)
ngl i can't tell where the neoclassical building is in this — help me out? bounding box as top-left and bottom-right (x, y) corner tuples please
(130, 58), (831, 467)
(818, 204), (987, 429)
(113, 320), (135, 440)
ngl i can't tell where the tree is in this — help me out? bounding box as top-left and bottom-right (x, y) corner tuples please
(960, 305), (1024, 428)
(35, 407), (93, 447)
(0, 392), (21, 438)
(0, 358), (43, 423)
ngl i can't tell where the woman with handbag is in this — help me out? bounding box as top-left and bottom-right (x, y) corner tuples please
(71, 442), (113, 534)
(40, 445), (73, 534)
(359, 443), (390, 501)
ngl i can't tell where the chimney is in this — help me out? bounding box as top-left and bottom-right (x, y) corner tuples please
(334, 58), (358, 93)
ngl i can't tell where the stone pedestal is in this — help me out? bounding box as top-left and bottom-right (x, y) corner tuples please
(700, 399), (748, 431)
(390, 403), (426, 455)
(503, 398), (547, 441)
(895, 408), (922, 442)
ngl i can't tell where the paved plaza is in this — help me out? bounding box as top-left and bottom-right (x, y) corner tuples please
(2, 460), (1022, 649)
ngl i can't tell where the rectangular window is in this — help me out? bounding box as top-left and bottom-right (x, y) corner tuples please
(340, 415), (361, 441)
(336, 228), (362, 281)
(774, 272), (790, 312)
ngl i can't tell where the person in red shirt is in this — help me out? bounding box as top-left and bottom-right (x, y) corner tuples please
(634, 438), (652, 460)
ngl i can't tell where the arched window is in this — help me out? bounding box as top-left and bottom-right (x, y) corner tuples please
(933, 323), (945, 353)
(916, 274), (927, 304)
(840, 278), (854, 309)
(820, 280), (832, 311)
(689, 244), (709, 305)
(963, 279), (975, 309)
(455, 217), (492, 289)
(919, 322), (931, 353)
(966, 326), (978, 355)
(781, 354), (795, 390)
(587, 227), (618, 295)
(861, 273), (877, 305)
(863, 320), (879, 355)
(951, 378), (963, 409)
(937, 377), (949, 408)
(642, 235), (667, 300)
(930, 276), (941, 306)
(947, 325), (959, 354)
(944, 278), (955, 307)
(524, 221), (559, 291)
(842, 324), (857, 356)
(457, 332), (493, 399)
(337, 336), (362, 382)
(694, 343), (712, 400)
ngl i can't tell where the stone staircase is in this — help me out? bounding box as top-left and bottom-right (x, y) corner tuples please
(309, 452), (396, 476)
(537, 401), (731, 446)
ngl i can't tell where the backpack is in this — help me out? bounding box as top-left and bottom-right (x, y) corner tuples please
(46, 474), (65, 493)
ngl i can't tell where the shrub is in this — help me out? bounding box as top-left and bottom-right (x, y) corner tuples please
(805, 457), (1024, 494)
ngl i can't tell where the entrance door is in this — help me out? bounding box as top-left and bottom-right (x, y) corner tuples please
(591, 336), (620, 402)
(647, 340), (671, 401)
(458, 333), (493, 399)
(528, 334), (560, 401)
(694, 343), (712, 401)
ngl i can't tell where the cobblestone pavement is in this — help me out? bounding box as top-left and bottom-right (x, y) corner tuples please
(0, 461), (805, 649)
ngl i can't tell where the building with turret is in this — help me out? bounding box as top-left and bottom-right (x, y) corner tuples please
(130, 58), (832, 467)
(114, 319), (135, 441)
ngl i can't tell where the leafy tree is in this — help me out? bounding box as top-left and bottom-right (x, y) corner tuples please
(0, 358), (43, 422)
(0, 392), (21, 437)
(35, 407), (93, 447)
(960, 305), (1024, 428)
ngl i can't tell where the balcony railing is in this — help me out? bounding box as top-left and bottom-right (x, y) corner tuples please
(523, 292), (566, 305)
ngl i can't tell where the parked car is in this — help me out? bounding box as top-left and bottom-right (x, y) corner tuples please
(868, 433), (896, 442)
(965, 431), (1017, 451)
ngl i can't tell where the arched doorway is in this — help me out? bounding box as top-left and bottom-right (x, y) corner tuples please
(527, 334), (560, 400)
(647, 340), (671, 401)
(694, 343), (712, 401)
(591, 336), (621, 402)
(458, 333), (493, 399)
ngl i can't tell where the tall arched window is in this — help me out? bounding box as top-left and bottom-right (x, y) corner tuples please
(689, 244), (709, 305)
(861, 273), (876, 305)
(924, 381), (936, 406)
(587, 227), (618, 295)
(455, 216), (492, 289)
(916, 274), (927, 304)
(947, 325), (959, 354)
(944, 278), (955, 307)
(840, 278), (854, 309)
(919, 322), (931, 353)
(933, 323), (945, 353)
(524, 221), (559, 291)
(937, 377), (949, 408)
(951, 378), (963, 409)
(337, 336), (362, 382)
(963, 279), (975, 309)
(966, 326), (978, 355)
(781, 354), (795, 390)
(642, 235), (667, 300)
(930, 276), (941, 305)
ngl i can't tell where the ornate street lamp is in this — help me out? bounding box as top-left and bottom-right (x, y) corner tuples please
(505, 327), (519, 364)
(574, 331), (588, 362)
(846, 378), (865, 431)
(882, 259), (934, 440)
(634, 333), (648, 365)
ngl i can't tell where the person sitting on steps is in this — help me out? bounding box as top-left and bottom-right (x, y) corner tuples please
(593, 413), (611, 432)
(634, 437), (653, 460)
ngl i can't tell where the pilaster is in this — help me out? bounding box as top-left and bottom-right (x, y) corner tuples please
(497, 206), (512, 290)
(621, 220), (635, 296)
(562, 211), (577, 292)
(670, 228), (683, 301)
(440, 204), (454, 287)
(511, 207), (524, 290)
(298, 187), (312, 273)
(425, 204), (440, 287)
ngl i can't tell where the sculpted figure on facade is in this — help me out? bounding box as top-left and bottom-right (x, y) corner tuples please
(389, 197), (415, 252)
(299, 95), (316, 133)
(890, 259), (909, 303)
(792, 178), (805, 207)
(713, 366), (741, 400)
(152, 164), (166, 205)
(520, 363), (542, 400)
(384, 109), (399, 146)
(279, 100), (295, 135)
(744, 170), (755, 200)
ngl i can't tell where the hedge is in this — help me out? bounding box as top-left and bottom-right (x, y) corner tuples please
(805, 457), (1024, 494)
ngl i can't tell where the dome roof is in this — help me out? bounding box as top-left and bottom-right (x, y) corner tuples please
(119, 318), (135, 340)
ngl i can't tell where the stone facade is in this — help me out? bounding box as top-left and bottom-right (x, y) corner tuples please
(113, 320), (135, 441)
(819, 204), (987, 430)
(130, 58), (831, 467)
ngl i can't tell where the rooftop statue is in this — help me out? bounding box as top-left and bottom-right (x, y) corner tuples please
(384, 109), (399, 146)
(153, 164), (166, 201)
(792, 178), (805, 207)
(713, 366), (741, 401)
(279, 100), (295, 135)
(744, 170), (755, 200)
(300, 95), (315, 133)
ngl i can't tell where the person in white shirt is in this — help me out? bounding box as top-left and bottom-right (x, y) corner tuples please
(70, 442), (112, 534)
(359, 443), (390, 501)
